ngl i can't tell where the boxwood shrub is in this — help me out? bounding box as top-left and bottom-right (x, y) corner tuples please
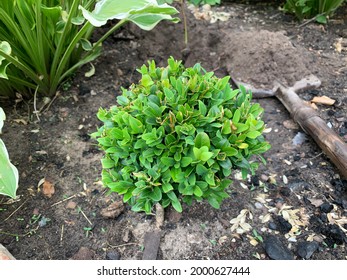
(92, 57), (271, 214)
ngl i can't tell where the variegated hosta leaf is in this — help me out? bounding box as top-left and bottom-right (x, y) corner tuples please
(80, 0), (179, 29)
(0, 139), (19, 199)
(0, 41), (12, 80)
(0, 107), (5, 132)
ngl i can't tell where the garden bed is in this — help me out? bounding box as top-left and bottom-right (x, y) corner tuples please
(0, 1), (346, 260)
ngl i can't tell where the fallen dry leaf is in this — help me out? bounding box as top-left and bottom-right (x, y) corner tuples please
(42, 179), (55, 198)
(283, 119), (299, 130)
(230, 209), (253, 234)
(247, 235), (259, 246)
(12, 119), (28, 125)
(335, 38), (343, 53)
(100, 200), (124, 219)
(218, 236), (228, 245)
(260, 213), (271, 224)
(308, 198), (324, 207)
(306, 234), (315, 242)
(311, 95), (336, 106)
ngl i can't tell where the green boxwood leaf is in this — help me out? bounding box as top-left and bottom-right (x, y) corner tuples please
(149, 186), (162, 201)
(129, 115), (143, 134)
(233, 109), (241, 123)
(162, 182), (173, 193)
(161, 157), (175, 166)
(181, 157), (193, 167)
(167, 191), (182, 212)
(204, 172), (215, 186)
(208, 196), (220, 209)
(108, 181), (133, 194)
(193, 186), (203, 197)
(246, 131), (261, 139)
(194, 132), (210, 148)
(101, 158), (114, 168)
(198, 100), (207, 116)
(196, 164), (208, 175)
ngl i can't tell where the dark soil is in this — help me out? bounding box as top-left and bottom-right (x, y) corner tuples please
(1, 1), (347, 260)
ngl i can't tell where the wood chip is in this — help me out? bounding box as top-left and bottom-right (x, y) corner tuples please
(311, 95), (336, 106)
(142, 230), (162, 260)
(42, 179), (55, 198)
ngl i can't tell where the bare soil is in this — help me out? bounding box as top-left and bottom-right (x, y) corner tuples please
(0, 1), (346, 260)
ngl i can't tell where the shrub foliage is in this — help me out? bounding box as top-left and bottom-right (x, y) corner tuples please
(93, 57), (271, 214)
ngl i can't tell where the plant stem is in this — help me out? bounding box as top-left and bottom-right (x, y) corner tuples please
(180, 0), (188, 45)
(93, 19), (127, 47)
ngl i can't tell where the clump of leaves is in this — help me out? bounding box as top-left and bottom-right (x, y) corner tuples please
(92, 57), (270, 214)
(283, 0), (345, 23)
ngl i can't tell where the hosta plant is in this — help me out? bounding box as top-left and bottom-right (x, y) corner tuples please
(92, 57), (271, 214)
(0, 107), (19, 199)
(283, 0), (346, 23)
(0, 0), (178, 98)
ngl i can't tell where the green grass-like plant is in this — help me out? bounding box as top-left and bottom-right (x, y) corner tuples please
(0, 0), (179, 99)
(92, 57), (271, 214)
(283, 0), (346, 23)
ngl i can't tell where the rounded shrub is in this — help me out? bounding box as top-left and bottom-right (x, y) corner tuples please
(92, 57), (271, 214)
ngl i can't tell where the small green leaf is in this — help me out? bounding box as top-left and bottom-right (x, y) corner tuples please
(181, 157), (193, 167)
(198, 101), (207, 116)
(108, 181), (133, 194)
(141, 74), (154, 87)
(196, 164), (208, 175)
(205, 172), (215, 186)
(144, 200), (152, 214)
(246, 131), (261, 139)
(149, 186), (162, 201)
(117, 95), (130, 106)
(193, 147), (202, 160)
(161, 157), (175, 166)
(233, 109), (241, 123)
(316, 15), (327, 24)
(80, 38), (93, 51)
(167, 191), (182, 212)
(162, 182), (173, 193)
(195, 132), (210, 148)
(193, 186), (203, 197)
(238, 143), (249, 149)
(223, 147), (238, 156)
(221, 120), (232, 134)
(208, 196), (220, 209)
(200, 151), (213, 162)
(235, 123), (249, 133)
(101, 158), (114, 168)
(129, 115), (143, 134)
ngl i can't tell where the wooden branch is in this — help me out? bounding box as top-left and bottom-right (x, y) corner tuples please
(274, 80), (347, 179)
(231, 74), (347, 178)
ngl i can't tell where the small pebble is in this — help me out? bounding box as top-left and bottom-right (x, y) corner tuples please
(255, 202), (264, 209)
(66, 201), (77, 209)
(106, 251), (120, 260)
(268, 222), (277, 230)
(320, 202), (333, 213)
